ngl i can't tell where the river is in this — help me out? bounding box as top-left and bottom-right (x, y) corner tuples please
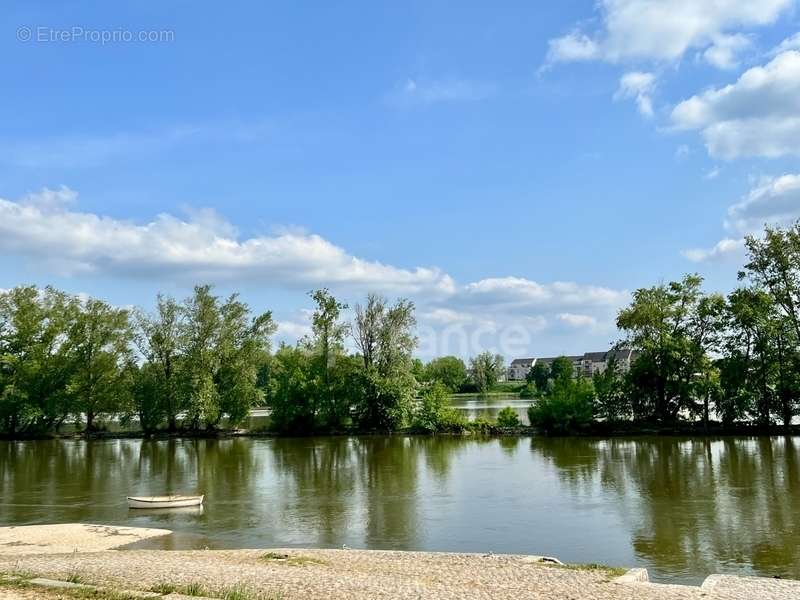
(2, 435), (799, 584)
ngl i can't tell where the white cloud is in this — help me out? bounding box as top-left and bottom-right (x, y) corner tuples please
(545, 30), (600, 63)
(683, 173), (800, 262)
(387, 78), (495, 107)
(462, 277), (629, 309)
(615, 71), (657, 117)
(683, 237), (746, 262)
(702, 33), (752, 69)
(276, 319), (313, 340)
(770, 32), (800, 54)
(0, 188), (456, 295)
(672, 51), (800, 159)
(727, 174), (800, 231)
(557, 313), (598, 328)
(545, 0), (790, 66)
(675, 144), (691, 160)
(705, 166), (722, 180)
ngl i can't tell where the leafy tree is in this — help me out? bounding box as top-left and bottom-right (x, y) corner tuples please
(528, 377), (594, 434)
(469, 352), (504, 394)
(526, 362), (550, 392)
(425, 356), (468, 392)
(496, 406), (520, 427)
(216, 294), (275, 428)
(592, 358), (627, 421)
(617, 274), (722, 423)
(549, 356), (574, 383)
(306, 289), (349, 429)
(0, 286), (78, 434)
(268, 343), (315, 433)
(351, 294), (417, 429)
(411, 382), (465, 433)
(67, 298), (133, 432)
(135, 295), (184, 431)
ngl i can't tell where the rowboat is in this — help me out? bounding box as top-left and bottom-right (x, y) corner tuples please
(127, 495), (204, 509)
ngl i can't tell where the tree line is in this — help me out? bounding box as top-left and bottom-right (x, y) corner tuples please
(5, 222), (800, 437)
(528, 223), (800, 432)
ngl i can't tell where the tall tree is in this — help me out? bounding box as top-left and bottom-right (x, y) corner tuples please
(469, 352), (504, 394)
(216, 293), (275, 427)
(135, 294), (184, 431)
(68, 298), (133, 432)
(181, 285), (222, 429)
(425, 356), (468, 392)
(307, 289), (349, 428)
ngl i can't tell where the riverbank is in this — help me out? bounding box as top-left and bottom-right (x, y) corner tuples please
(4, 420), (800, 441)
(1, 525), (798, 600)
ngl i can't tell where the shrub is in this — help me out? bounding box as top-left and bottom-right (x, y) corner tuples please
(411, 382), (466, 433)
(519, 383), (537, 399)
(528, 377), (594, 434)
(496, 406), (520, 427)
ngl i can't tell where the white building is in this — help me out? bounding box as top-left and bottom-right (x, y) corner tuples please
(507, 348), (637, 381)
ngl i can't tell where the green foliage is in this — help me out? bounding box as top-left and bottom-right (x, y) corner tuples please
(549, 356), (574, 383)
(496, 406), (520, 427)
(469, 351), (504, 394)
(424, 356), (468, 392)
(519, 382), (537, 398)
(591, 358), (628, 422)
(411, 382), (466, 432)
(526, 362), (550, 392)
(528, 377), (594, 434)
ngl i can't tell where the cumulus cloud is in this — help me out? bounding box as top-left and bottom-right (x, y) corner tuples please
(461, 277), (629, 309)
(615, 71), (657, 117)
(770, 32), (800, 55)
(683, 238), (745, 262)
(557, 313), (599, 329)
(683, 173), (800, 262)
(0, 188), (455, 294)
(726, 174), (800, 231)
(671, 51), (800, 159)
(387, 78), (495, 107)
(545, 0), (790, 66)
(702, 33), (752, 69)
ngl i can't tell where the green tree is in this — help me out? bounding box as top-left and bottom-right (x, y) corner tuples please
(526, 362), (550, 392)
(307, 289), (349, 429)
(351, 294), (417, 429)
(549, 356), (574, 383)
(617, 274), (722, 423)
(592, 358), (627, 421)
(528, 377), (594, 433)
(67, 298), (133, 432)
(411, 382), (465, 433)
(268, 343), (315, 433)
(425, 356), (468, 392)
(469, 352), (504, 394)
(181, 285), (222, 429)
(135, 294), (184, 431)
(216, 294), (275, 428)
(496, 406), (520, 427)
(0, 286), (79, 434)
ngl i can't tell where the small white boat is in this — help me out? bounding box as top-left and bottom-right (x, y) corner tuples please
(127, 495), (204, 509)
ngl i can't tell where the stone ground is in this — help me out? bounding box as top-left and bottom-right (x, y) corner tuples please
(2, 548), (799, 600)
(0, 526), (797, 600)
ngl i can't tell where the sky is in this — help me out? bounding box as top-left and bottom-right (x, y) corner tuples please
(2, 1), (800, 360)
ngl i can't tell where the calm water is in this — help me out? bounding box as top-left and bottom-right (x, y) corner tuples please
(2, 436), (799, 584)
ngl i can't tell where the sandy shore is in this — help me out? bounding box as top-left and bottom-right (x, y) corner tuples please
(0, 524), (171, 555)
(1, 525), (798, 599)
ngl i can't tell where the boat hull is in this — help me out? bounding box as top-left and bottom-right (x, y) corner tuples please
(127, 495), (204, 509)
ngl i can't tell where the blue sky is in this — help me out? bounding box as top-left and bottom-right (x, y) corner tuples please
(3, 1), (800, 359)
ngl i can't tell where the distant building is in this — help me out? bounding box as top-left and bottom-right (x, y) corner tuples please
(507, 348), (637, 381)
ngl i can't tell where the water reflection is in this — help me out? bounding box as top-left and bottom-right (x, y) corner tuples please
(1, 436), (799, 583)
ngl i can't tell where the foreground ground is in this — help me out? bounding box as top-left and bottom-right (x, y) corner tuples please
(0, 526), (798, 600)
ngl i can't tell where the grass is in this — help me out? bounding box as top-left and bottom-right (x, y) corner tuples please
(150, 580), (208, 596)
(555, 563), (629, 578)
(0, 573), (141, 600)
(262, 551), (327, 567)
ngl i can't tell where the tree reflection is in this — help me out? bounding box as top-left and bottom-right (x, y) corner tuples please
(534, 436), (800, 580)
